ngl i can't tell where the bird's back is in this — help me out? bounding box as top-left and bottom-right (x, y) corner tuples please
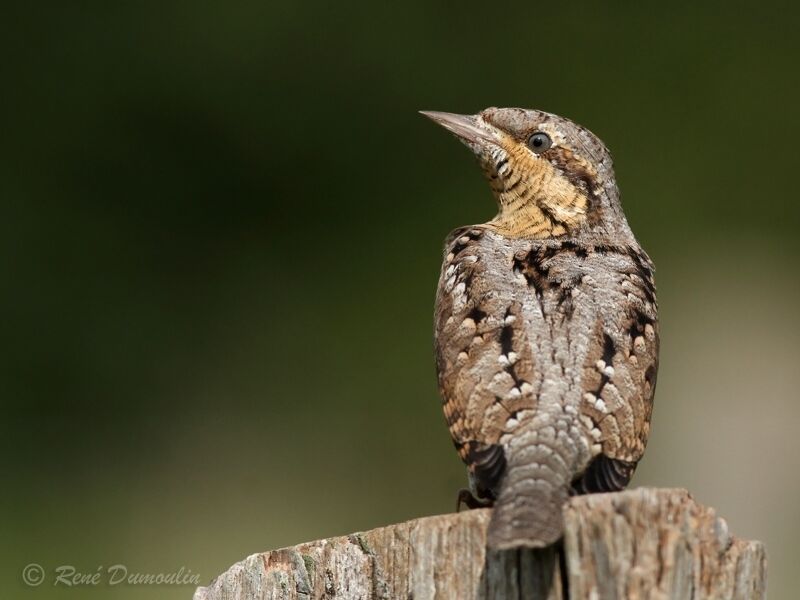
(435, 225), (658, 548)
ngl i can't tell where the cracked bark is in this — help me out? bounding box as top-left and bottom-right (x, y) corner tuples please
(194, 488), (765, 600)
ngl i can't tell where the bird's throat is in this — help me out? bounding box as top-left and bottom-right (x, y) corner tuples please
(484, 147), (589, 239)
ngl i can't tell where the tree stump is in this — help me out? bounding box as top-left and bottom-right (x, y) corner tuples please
(194, 488), (766, 600)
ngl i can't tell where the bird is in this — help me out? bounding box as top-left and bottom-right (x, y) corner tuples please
(421, 107), (659, 550)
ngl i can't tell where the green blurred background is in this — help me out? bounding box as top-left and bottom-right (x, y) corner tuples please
(2, 1), (799, 598)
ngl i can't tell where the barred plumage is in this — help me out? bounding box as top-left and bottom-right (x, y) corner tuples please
(423, 107), (659, 549)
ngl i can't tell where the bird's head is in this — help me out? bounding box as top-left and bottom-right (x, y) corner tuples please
(421, 107), (631, 241)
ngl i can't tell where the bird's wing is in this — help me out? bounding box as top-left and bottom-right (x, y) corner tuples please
(436, 231), (659, 497)
(567, 245), (659, 493)
(434, 226), (538, 499)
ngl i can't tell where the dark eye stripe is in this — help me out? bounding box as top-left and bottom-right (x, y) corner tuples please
(547, 147), (599, 201)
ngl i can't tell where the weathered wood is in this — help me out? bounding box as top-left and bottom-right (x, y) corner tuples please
(194, 488), (765, 600)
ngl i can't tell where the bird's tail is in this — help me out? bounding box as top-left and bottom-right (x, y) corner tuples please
(487, 426), (578, 549)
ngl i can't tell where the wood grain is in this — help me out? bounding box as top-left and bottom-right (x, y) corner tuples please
(194, 488), (765, 600)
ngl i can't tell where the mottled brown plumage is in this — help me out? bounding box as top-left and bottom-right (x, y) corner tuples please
(423, 107), (659, 549)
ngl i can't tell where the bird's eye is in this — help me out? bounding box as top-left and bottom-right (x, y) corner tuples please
(527, 132), (552, 153)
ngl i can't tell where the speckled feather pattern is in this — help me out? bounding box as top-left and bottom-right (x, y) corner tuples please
(428, 107), (659, 549)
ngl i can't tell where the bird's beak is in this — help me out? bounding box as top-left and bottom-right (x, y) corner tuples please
(419, 111), (498, 146)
